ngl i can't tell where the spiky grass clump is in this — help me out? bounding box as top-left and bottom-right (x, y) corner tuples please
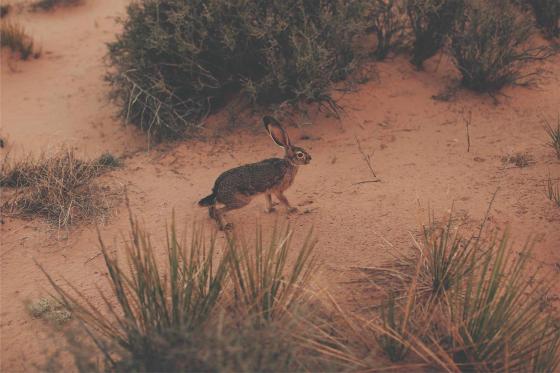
(545, 115), (560, 159)
(416, 216), (480, 300)
(451, 0), (550, 92)
(545, 173), (560, 207)
(308, 265), (454, 371)
(41, 213), (319, 371)
(405, 0), (464, 68)
(227, 225), (318, 322)
(375, 288), (417, 362)
(0, 149), (119, 226)
(528, 0), (560, 38)
(449, 234), (560, 372)
(107, 0), (366, 140)
(335, 211), (560, 372)
(352, 214), (480, 305)
(0, 21), (40, 60)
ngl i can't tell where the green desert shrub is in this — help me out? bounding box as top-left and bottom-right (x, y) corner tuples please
(405, 0), (464, 68)
(528, 0), (560, 38)
(451, 0), (550, 92)
(368, 0), (407, 60)
(107, 0), (366, 140)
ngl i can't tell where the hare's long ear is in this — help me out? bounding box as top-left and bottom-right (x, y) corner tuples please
(263, 116), (291, 148)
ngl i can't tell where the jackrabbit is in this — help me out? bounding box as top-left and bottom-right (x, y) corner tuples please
(198, 116), (311, 230)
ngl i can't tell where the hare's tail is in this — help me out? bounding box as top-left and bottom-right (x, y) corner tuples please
(198, 193), (216, 207)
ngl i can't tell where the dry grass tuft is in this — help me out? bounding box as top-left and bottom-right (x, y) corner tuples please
(1, 149), (121, 226)
(0, 21), (40, 60)
(31, 0), (84, 11)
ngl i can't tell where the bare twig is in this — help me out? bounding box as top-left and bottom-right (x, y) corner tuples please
(84, 252), (103, 264)
(352, 180), (382, 185)
(463, 110), (472, 153)
(354, 136), (379, 180)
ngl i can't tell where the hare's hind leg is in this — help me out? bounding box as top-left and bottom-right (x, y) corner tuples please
(209, 206), (219, 224)
(213, 195), (250, 230)
(274, 191), (298, 214)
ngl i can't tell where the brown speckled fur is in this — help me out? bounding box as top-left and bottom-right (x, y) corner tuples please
(198, 116), (311, 230)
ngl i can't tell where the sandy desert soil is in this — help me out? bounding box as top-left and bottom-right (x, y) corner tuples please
(1, 0), (559, 371)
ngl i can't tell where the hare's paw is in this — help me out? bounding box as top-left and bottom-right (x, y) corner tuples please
(221, 223), (234, 231)
(287, 207), (299, 214)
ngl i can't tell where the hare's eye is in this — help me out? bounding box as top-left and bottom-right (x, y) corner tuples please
(296, 152), (304, 159)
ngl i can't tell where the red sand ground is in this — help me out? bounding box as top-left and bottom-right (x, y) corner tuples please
(1, 0), (559, 371)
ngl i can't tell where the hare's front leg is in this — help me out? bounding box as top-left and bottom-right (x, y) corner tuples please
(265, 193), (276, 213)
(274, 191), (298, 214)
